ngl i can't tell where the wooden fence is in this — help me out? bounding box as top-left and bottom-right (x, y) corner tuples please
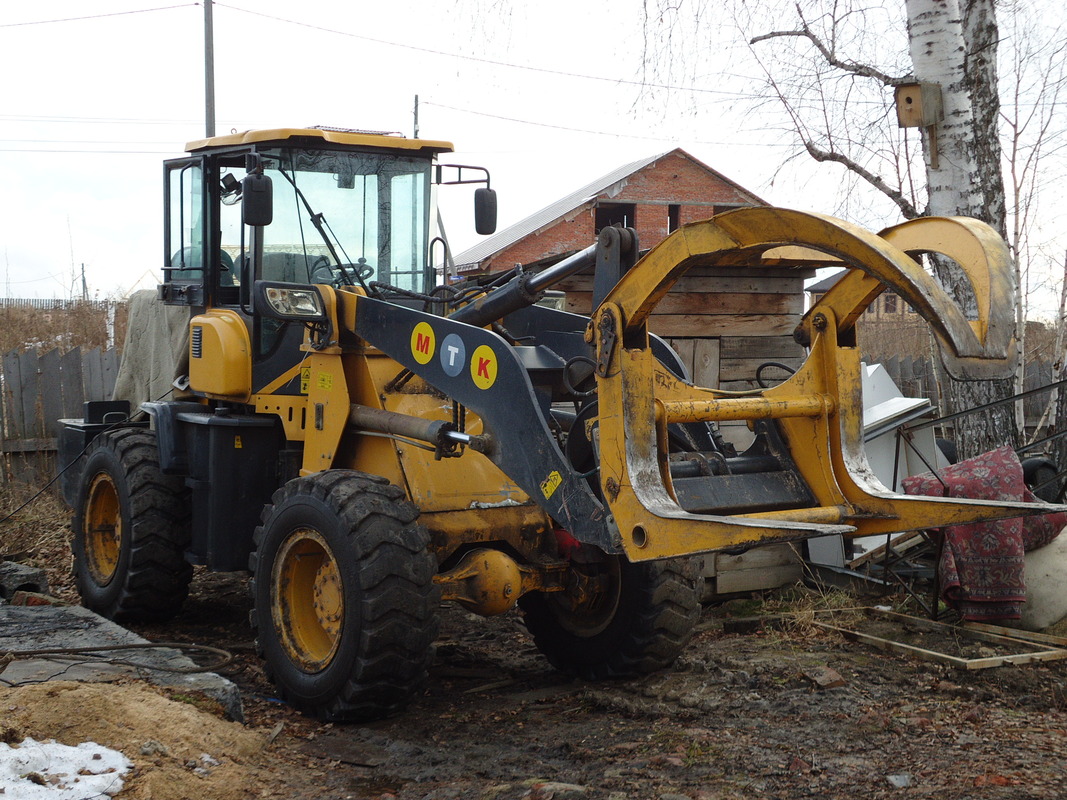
(1, 347), (119, 484)
(877, 355), (1054, 427)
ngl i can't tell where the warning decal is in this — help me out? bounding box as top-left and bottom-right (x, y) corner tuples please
(540, 471), (563, 499)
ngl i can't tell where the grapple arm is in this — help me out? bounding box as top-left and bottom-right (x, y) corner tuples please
(797, 215), (1016, 380)
(592, 207), (1060, 561)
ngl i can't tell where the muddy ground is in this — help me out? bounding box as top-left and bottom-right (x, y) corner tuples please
(3, 483), (1067, 800)
(72, 568), (1063, 800)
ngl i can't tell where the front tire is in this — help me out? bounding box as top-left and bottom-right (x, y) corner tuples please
(72, 429), (192, 621)
(520, 553), (701, 680)
(250, 471), (439, 722)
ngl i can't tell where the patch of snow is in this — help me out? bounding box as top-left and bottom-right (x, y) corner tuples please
(0, 737), (132, 799)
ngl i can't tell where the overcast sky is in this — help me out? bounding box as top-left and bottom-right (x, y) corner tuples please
(0, 0), (833, 300)
(1, 0), (1060, 315)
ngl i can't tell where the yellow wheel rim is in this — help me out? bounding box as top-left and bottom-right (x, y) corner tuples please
(271, 528), (344, 672)
(84, 472), (122, 586)
(550, 557), (622, 638)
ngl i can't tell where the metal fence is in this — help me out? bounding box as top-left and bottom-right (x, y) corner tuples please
(0, 347), (119, 483)
(878, 355), (1054, 425)
(0, 298), (114, 312)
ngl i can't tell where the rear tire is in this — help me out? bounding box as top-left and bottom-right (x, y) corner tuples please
(520, 553), (700, 680)
(250, 471), (439, 722)
(72, 429), (192, 621)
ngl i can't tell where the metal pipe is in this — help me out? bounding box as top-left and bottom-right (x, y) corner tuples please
(525, 242), (600, 294)
(448, 242), (602, 329)
(348, 404), (489, 453)
(204, 0), (215, 138)
(659, 395), (833, 424)
(349, 404), (447, 443)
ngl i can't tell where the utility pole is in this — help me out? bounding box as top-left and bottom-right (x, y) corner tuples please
(413, 95), (419, 139)
(204, 0), (216, 137)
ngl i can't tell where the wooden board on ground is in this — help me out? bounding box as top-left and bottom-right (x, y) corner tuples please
(812, 607), (1067, 670)
(701, 543), (803, 598)
(848, 531), (927, 569)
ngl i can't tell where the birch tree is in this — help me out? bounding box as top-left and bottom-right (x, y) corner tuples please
(1000, 11), (1067, 438)
(904, 0), (1018, 459)
(642, 0), (1035, 459)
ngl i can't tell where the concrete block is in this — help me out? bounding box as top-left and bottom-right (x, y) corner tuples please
(0, 561), (49, 600)
(0, 604), (243, 722)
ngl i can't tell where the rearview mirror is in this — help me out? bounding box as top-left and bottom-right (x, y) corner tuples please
(242, 173), (273, 226)
(474, 188), (497, 235)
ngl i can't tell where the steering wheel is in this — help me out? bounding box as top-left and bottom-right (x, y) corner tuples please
(338, 261), (374, 282)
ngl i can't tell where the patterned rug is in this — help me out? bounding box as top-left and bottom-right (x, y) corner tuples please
(901, 446), (1067, 621)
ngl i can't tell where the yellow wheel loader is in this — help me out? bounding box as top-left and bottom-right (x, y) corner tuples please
(58, 127), (1058, 722)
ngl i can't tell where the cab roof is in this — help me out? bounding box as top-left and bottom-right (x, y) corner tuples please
(185, 127), (454, 156)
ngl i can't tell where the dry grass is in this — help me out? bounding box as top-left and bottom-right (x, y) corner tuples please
(757, 582), (877, 639)
(0, 301), (128, 356)
(0, 483), (77, 602)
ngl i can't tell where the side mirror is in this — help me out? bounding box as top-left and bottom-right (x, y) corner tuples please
(474, 188), (497, 235)
(242, 173), (273, 226)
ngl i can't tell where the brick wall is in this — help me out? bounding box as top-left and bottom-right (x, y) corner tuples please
(481, 151), (763, 274)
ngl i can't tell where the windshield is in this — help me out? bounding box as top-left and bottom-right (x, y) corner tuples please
(220, 148), (433, 293)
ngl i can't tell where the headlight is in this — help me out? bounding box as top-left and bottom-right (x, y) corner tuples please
(255, 282), (327, 321)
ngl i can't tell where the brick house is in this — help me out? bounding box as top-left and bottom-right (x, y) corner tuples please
(453, 148), (767, 276)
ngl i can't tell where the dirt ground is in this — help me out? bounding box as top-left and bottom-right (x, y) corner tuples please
(3, 487), (1067, 799)
(6, 565), (1067, 800)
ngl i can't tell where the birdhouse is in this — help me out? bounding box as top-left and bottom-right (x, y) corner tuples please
(894, 82), (943, 128)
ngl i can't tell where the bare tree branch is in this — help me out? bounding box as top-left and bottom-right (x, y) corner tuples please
(801, 140), (921, 219)
(750, 23), (898, 86)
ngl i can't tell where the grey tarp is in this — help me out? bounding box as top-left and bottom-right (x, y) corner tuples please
(110, 290), (193, 414)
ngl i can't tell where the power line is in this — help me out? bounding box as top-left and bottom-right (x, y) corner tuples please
(0, 138), (179, 145)
(0, 114), (199, 125)
(0, 148), (174, 154)
(2, 272), (71, 285)
(421, 101), (794, 147)
(0, 4), (194, 28)
(215, 2), (757, 100)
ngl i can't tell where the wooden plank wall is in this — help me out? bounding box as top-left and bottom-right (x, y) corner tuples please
(0, 347), (119, 484)
(558, 265), (811, 447)
(558, 266), (809, 385)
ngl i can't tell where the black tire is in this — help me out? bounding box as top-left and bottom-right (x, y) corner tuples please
(249, 470), (439, 722)
(519, 554), (701, 680)
(72, 429), (192, 621)
(1023, 458), (1062, 503)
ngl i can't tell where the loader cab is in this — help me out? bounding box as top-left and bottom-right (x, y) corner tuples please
(161, 128), (470, 309)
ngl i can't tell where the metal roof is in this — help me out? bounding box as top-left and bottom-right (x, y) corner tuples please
(806, 269), (848, 293)
(454, 148), (766, 271)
